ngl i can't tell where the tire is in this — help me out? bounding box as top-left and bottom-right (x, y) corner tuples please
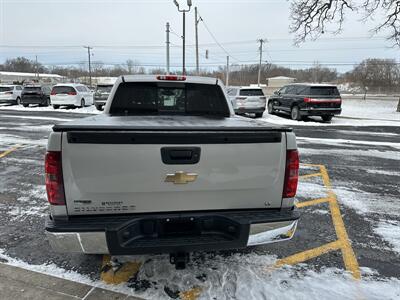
(80, 99), (85, 108)
(322, 115), (333, 122)
(290, 105), (302, 121)
(16, 97), (21, 105)
(95, 105), (104, 111)
(53, 105), (60, 109)
(254, 112), (263, 118)
(44, 97), (50, 107)
(267, 101), (275, 114)
(22, 103), (28, 108)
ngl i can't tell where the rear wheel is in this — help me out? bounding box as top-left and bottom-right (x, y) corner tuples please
(53, 105), (60, 109)
(80, 99), (85, 108)
(322, 115), (333, 122)
(95, 104), (104, 111)
(16, 97), (21, 105)
(267, 101), (275, 114)
(290, 106), (301, 121)
(254, 112), (263, 118)
(22, 103), (29, 108)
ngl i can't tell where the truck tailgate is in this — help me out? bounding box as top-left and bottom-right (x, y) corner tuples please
(61, 130), (287, 215)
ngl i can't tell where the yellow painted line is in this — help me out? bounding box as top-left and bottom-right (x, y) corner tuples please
(180, 287), (202, 300)
(0, 145), (21, 158)
(275, 240), (341, 267)
(300, 163), (324, 168)
(100, 255), (142, 284)
(299, 172), (322, 179)
(320, 165), (361, 280)
(296, 197), (331, 208)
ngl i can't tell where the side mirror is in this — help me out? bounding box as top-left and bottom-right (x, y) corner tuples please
(274, 90), (279, 95)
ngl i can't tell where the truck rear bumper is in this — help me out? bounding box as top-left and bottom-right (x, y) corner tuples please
(45, 209), (299, 255)
(300, 107), (342, 116)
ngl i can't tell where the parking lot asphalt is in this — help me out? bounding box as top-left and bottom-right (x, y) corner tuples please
(0, 108), (399, 299)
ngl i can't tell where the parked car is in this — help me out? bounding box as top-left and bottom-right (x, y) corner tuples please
(94, 84), (113, 111)
(21, 85), (52, 107)
(50, 84), (93, 109)
(45, 75), (300, 269)
(227, 86), (266, 118)
(0, 84), (23, 105)
(268, 83), (342, 121)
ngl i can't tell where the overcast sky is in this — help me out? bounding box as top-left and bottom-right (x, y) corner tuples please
(0, 0), (397, 73)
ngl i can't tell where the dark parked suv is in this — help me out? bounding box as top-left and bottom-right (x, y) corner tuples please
(21, 85), (52, 107)
(267, 84), (342, 121)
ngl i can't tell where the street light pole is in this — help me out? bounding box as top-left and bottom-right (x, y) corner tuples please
(83, 46), (93, 87)
(173, 0), (192, 75)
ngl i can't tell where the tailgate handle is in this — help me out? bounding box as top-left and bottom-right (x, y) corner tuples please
(161, 147), (201, 165)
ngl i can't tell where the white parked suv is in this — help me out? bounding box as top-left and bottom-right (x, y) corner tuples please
(227, 86), (266, 118)
(50, 84), (93, 109)
(0, 85), (23, 105)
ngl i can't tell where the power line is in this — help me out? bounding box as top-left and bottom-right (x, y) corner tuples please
(196, 10), (242, 63)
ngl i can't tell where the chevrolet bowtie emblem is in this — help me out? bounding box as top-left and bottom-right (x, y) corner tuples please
(165, 171), (198, 184)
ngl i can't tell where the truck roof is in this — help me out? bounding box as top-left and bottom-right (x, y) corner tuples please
(121, 75), (220, 85)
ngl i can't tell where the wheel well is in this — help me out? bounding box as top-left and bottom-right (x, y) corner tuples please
(291, 103), (299, 109)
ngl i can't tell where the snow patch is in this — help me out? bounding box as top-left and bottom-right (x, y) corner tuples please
(374, 220), (400, 254)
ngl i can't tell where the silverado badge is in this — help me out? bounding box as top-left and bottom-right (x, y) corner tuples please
(165, 171), (198, 184)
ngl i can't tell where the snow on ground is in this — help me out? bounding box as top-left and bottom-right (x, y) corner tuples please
(0, 133), (47, 146)
(299, 147), (400, 161)
(333, 184), (399, 217)
(297, 137), (400, 150)
(0, 103), (101, 115)
(374, 220), (400, 254)
(1, 248), (399, 300)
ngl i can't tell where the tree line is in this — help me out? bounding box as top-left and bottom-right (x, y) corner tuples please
(1, 56), (400, 93)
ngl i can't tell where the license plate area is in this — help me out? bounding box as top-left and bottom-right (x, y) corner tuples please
(106, 214), (249, 255)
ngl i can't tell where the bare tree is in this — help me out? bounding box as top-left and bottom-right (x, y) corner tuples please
(290, 0), (400, 46)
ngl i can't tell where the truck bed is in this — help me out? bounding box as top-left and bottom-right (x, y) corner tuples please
(53, 114), (292, 132)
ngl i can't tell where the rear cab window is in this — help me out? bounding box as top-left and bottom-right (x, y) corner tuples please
(109, 82), (230, 117)
(239, 89), (264, 96)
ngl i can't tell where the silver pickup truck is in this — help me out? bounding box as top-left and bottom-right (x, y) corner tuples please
(45, 75), (300, 269)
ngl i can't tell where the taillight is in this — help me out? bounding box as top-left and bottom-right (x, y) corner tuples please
(68, 91), (77, 95)
(5, 91), (13, 95)
(282, 150), (299, 198)
(50, 91), (56, 95)
(304, 97), (341, 103)
(157, 75), (186, 81)
(45, 151), (66, 205)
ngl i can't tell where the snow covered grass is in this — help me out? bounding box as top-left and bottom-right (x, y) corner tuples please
(340, 99), (399, 120)
(261, 99), (400, 126)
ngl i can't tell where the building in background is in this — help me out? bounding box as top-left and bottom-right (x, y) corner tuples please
(265, 76), (296, 95)
(0, 71), (64, 84)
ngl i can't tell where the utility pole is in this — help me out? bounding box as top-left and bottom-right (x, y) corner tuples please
(166, 22), (170, 74)
(83, 46), (93, 87)
(173, 0), (192, 75)
(226, 56), (230, 87)
(195, 7), (201, 75)
(35, 55), (39, 81)
(257, 39), (266, 86)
